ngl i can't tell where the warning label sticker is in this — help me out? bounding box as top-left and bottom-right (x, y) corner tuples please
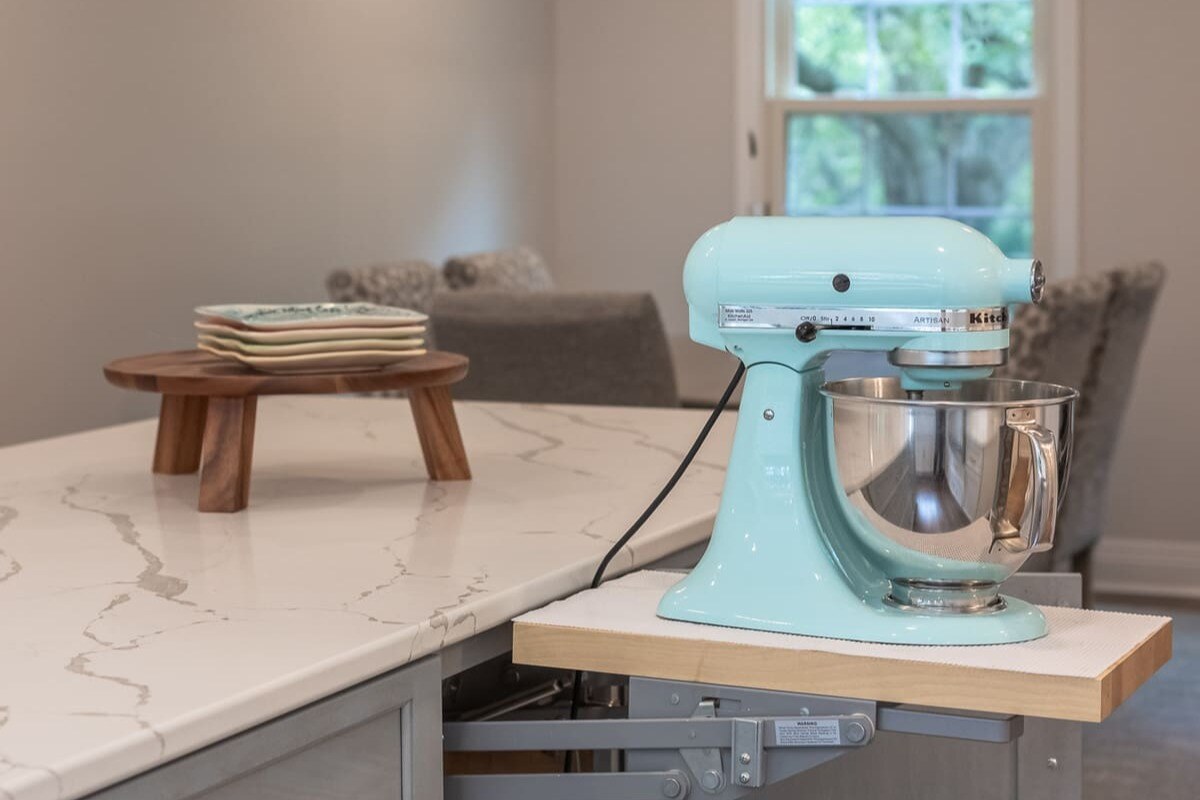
(774, 718), (842, 747)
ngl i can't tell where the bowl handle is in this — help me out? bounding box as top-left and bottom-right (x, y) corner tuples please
(1001, 409), (1059, 554)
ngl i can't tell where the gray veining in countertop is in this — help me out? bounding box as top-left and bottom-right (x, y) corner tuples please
(0, 397), (732, 800)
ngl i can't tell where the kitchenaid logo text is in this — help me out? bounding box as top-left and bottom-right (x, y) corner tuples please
(970, 309), (1008, 326)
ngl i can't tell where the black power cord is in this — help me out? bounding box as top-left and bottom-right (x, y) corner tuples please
(562, 362), (746, 772)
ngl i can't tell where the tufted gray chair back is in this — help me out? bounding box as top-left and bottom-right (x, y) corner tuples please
(1004, 262), (1166, 587)
(1058, 263), (1166, 563)
(442, 246), (554, 293)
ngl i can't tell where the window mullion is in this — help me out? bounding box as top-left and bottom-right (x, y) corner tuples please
(865, 1), (880, 96)
(946, 1), (964, 220)
(945, 119), (958, 218)
(797, 0), (1025, 6)
(860, 116), (871, 214)
(771, 96), (1037, 114)
(949, 0), (964, 96)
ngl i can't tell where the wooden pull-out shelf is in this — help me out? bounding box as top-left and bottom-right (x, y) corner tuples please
(513, 571), (1171, 723)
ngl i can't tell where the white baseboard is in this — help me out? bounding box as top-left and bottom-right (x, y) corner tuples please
(1093, 537), (1200, 600)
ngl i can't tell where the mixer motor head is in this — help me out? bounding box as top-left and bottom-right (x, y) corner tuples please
(683, 216), (1045, 389)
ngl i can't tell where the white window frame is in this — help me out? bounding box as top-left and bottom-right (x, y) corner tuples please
(734, 0), (1079, 275)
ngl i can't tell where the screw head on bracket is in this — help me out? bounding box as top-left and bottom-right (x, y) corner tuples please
(796, 322), (818, 342)
(700, 769), (723, 791)
(846, 721), (867, 743)
(739, 772), (752, 784)
(661, 776), (683, 798)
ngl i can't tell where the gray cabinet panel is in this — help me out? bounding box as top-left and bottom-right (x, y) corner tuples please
(760, 733), (1018, 800)
(197, 713), (402, 800)
(88, 656), (442, 800)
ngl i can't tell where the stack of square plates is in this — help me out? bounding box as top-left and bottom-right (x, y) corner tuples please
(195, 303), (428, 374)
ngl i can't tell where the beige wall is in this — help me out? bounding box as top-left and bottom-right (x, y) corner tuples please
(551, 0), (737, 338)
(0, 0), (553, 445)
(3, 1), (1193, 549)
(1081, 1), (1197, 543)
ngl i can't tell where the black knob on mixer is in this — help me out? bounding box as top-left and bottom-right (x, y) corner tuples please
(796, 322), (818, 342)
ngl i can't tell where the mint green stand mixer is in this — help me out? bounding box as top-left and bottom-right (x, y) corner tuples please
(657, 216), (1077, 645)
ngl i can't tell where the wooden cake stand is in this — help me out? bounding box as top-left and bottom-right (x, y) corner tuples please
(104, 349), (471, 513)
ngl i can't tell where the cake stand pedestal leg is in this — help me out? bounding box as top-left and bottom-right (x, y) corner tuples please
(198, 396), (258, 512)
(153, 395), (209, 474)
(408, 386), (472, 481)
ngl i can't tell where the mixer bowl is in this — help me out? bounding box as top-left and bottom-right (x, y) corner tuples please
(820, 377), (1077, 612)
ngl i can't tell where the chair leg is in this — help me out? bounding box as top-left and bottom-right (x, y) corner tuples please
(198, 397), (257, 512)
(1072, 545), (1095, 608)
(153, 395), (208, 474)
(408, 386), (471, 481)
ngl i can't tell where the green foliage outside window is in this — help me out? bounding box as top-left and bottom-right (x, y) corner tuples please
(787, 1), (1034, 256)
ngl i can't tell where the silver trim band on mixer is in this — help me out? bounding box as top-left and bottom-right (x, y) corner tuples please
(718, 304), (1009, 333)
(885, 579), (1007, 614)
(888, 348), (1009, 368)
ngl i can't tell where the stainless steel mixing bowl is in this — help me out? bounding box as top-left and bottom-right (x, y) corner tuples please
(820, 377), (1077, 612)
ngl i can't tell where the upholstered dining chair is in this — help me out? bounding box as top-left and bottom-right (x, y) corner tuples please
(326, 259), (444, 310)
(1004, 262), (1167, 603)
(326, 247), (556, 347)
(431, 291), (679, 407)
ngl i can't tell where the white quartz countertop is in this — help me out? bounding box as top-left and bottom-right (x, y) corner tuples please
(0, 398), (732, 800)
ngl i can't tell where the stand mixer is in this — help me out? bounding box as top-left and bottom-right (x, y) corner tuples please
(657, 216), (1077, 645)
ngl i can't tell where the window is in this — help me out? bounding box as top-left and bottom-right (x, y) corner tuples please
(762, 0), (1076, 261)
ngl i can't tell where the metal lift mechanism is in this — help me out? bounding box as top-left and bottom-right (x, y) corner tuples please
(444, 677), (1022, 799)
